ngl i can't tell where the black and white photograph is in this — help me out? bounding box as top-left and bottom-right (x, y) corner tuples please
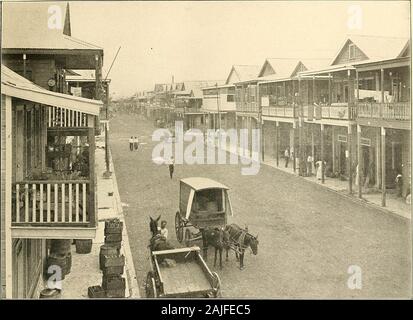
(0, 0), (412, 303)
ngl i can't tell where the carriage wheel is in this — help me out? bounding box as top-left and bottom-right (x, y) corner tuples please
(184, 229), (192, 247)
(175, 211), (184, 243)
(145, 272), (157, 298)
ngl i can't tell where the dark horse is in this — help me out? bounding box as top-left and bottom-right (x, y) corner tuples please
(201, 227), (229, 270)
(148, 215), (174, 251)
(225, 224), (259, 270)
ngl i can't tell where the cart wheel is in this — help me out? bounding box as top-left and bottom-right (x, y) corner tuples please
(184, 229), (192, 247)
(175, 211), (184, 243)
(145, 272), (157, 298)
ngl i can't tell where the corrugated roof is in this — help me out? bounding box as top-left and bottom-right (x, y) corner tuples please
(2, 2), (102, 51)
(2, 65), (102, 115)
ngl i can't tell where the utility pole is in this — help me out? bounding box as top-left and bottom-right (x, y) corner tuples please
(103, 46), (121, 178)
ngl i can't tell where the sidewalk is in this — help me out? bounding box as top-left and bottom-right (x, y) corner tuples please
(219, 141), (411, 220)
(60, 132), (140, 299)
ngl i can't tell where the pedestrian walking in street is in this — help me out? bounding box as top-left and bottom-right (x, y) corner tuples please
(284, 147), (290, 168)
(129, 136), (134, 151)
(134, 136), (139, 150)
(168, 156), (175, 179)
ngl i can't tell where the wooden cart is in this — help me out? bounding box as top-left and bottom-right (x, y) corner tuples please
(145, 246), (221, 298)
(175, 177), (233, 245)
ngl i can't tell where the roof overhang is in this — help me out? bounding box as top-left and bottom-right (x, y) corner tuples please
(354, 57), (410, 72)
(3, 82), (102, 115)
(2, 48), (103, 69)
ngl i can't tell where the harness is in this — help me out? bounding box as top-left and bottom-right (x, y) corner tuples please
(227, 227), (249, 255)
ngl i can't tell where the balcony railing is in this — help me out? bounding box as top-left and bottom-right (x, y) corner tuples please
(48, 107), (89, 128)
(356, 102), (410, 121)
(236, 102), (258, 113)
(12, 180), (93, 227)
(262, 105), (297, 118)
(303, 103), (356, 121)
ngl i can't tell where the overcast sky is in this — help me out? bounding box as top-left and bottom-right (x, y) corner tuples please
(69, 1), (410, 98)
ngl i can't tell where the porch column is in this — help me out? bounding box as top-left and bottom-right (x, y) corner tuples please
(328, 73), (332, 105)
(357, 125), (362, 198)
(380, 69), (384, 103)
(275, 121), (279, 167)
(88, 115), (96, 226)
(95, 54), (102, 101)
(381, 127), (386, 206)
(311, 127), (315, 174)
(5, 95), (13, 298)
(293, 121), (297, 173)
(348, 124), (353, 194)
(332, 126), (336, 174)
(321, 124), (325, 183)
(298, 119), (303, 176)
(375, 128), (381, 189)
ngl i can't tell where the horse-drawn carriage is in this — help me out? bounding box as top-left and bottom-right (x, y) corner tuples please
(175, 177), (233, 246)
(145, 246), (221, 298)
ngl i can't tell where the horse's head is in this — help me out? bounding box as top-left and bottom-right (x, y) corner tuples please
(149, 215), (161, 237)
(249, 234), (259, 255)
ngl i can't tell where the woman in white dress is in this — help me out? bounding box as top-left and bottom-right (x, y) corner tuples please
(316, 160), (324, 180)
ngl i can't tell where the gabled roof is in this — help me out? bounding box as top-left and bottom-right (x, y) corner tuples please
(331, 35), (409, 65)
(181, 80), (224, 98)
(1, 65), (102, 115)
(225, 65), (261, 84)
(2, 2), (102, 52)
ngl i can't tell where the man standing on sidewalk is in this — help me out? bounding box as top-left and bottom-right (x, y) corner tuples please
(168, 156), (175, 179)
(284, 147), (290, 168)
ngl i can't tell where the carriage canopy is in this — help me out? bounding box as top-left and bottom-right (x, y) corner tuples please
(179, 177), (233, 223)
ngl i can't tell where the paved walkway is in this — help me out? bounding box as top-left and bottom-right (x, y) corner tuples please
(60, 132), (140, 299)
(220, 140), (411, 220)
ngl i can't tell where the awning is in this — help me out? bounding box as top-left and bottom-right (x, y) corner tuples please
(1, 65), (102, 115)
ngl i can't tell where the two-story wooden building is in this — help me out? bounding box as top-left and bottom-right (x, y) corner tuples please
(1, 65), (102, 298)
(1, 2), (105, 298)
(202, 65), (260, 135)
(296, 35), (409, 201)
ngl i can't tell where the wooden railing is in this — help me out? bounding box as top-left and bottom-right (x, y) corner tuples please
(302, 103), (356, 121)
(262, 105), (297, 118)
(12, 180), (94, 226)
(48, 107), (89, 127)
(356, 102), (410, 121)
(236, 102), (259, 113)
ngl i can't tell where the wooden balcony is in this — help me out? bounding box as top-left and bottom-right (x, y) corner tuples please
(11, 180), (97, 239)
(262, 105), (297, 118)
(236, 102), (259, 113)
(303, 103), (357, 121)
(356, 102), (410, 121)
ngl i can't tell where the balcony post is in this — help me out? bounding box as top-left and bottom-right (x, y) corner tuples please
(380, 68), (384, 104)
(328, 73), (332, 105)
(357, 125), (362, 198)
(381, 127), (386, 206)
(88, 115), (96, 227)
(348, 124), (353, 194)
(293, 121), (297, 173)
(275, 121), (279, 167)
(321, 124), (325, 183)
(5, 95), (13, 298)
